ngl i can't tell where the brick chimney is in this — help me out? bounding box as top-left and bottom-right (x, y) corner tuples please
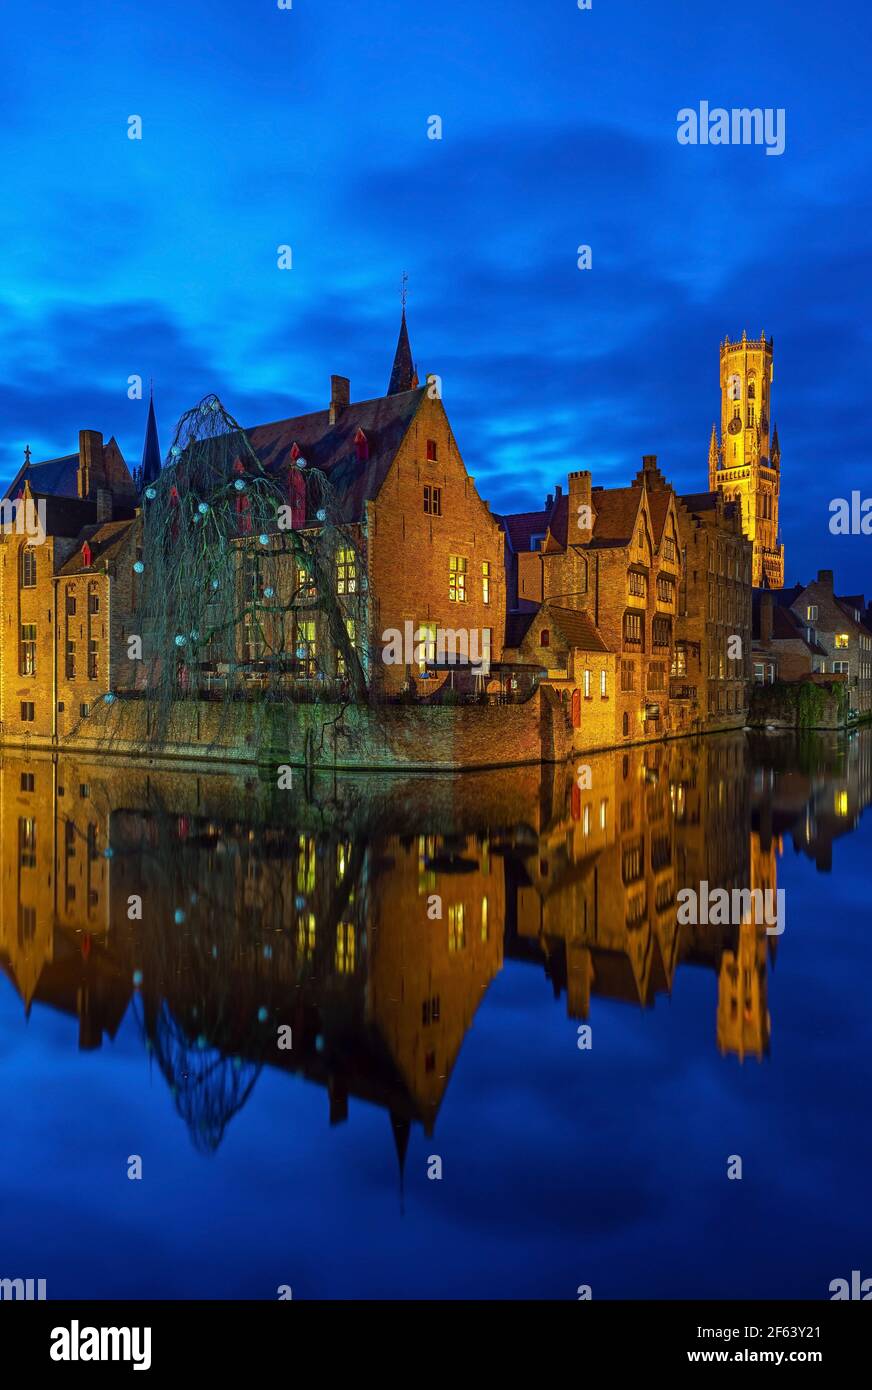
(760, 590), (773, 644)
(96, 488), (113, 522)
(568, 469), (593, 541)
(77, 430), (106, 499)
(329, 375), (350, 425)
(817, 568), (834, 589)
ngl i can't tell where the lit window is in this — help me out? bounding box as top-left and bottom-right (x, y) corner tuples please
(336, 548), (356, 595)
(335, 923), (355, 974)
(448, 903), (465, 951)
(482, 561), (490, 604)
(19, 623), (36, 676)
(584, 669), (591, 699)
(336, 618), (356, 677)
(835, 634), (849, 649)
(835, 791), (848, 817)
(416, 622), (436, 673)
(481, 896), (488, 942)
(600, 669), (607, 697)
(448, 555), (467, 601)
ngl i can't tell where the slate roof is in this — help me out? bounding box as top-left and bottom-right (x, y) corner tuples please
(6, 453), (80, 500)
(548, 606), (610, 653)
(59, 519), (137, 574)
(501, 484), (641, 555)
(246, 388), (426, 524)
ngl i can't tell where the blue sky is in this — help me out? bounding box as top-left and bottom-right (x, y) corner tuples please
(2, 0), (871, 588)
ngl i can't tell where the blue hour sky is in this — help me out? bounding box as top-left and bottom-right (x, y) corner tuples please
(2, 0), (871, 589)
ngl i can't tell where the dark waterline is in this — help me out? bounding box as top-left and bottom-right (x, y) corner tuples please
(1, 728), (870, 1299)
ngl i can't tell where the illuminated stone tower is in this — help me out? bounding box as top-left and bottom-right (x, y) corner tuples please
(708, 331), (784, 588)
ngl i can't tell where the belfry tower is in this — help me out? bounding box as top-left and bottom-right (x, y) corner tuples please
(708, 331), (784, 588)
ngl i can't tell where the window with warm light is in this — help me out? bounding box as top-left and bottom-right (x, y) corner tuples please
(835, 791), (849, 817)
(448, 903), (465, 951)
(448, 555), (467, 602)
(835, 634), (849, 649)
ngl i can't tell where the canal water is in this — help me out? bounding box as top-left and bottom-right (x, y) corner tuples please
(1, 728), (870, 1299)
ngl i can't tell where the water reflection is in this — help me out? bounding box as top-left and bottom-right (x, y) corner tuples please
(2, 729), (870, 1155)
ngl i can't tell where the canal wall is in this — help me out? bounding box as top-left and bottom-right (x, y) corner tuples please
(747, 678), (849, 730)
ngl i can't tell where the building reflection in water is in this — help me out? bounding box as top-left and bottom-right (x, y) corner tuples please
(1, 730), (869, 1154)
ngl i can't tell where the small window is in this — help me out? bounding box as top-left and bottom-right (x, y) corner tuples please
(20, 773), (34, 792)
(600, 669), (607, 697)
(88, 589), (100, 614)
(424, 485), (442, 516)
(79, 784), (90, 798)
(540, 629), (550, 648)
(622, 712), (630, 737)
(426, 439), (438, 461)
(80, 703), (91, 719)
(482, 561), (490, 604)
(20, 702), (35, 722)
(584, 669), (591, 699)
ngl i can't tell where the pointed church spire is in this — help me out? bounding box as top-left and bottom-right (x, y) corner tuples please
(771, 422), (780, 458)
(140, 384), (162, 490)
(387, 287), (419, 395)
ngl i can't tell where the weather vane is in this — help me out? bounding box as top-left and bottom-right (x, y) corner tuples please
(401, 270), (408, 311)
(24, 444), (31, 465)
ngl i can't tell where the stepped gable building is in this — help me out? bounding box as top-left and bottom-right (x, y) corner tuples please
(501, 460), (683, 744)
(0, 431), (139, 742)
(245, 310), (506, 695)
(501, 452), (751, 747)
(640, 464), (753, 725)
(708, 330), (784, 589)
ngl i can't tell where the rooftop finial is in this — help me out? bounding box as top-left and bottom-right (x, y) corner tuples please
(401, 270), (408, 312)
(24, 444), (31, 466)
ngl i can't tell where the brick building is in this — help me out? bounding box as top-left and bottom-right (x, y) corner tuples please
(245, 312), (507, 697)
(758, 571), (872, 714)
(0, 431), (139, 743)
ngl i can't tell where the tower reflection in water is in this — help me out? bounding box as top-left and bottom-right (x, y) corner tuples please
(2, 730), (868, 1154)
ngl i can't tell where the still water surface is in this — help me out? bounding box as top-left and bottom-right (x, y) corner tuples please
(1, 730), (870, 1299)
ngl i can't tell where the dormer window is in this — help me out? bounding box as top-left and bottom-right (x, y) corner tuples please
(81, 542), (93, 568)
(354, 428), (369, 463)
(290, 442), (301, 462)
(529, 533), (545, 551)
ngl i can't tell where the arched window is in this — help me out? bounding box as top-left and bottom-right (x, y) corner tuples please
(20, 547), (37, 588)
(622, 712), (630, 737)
(540, 629), (550, 647)
(747, 378), (756, 399)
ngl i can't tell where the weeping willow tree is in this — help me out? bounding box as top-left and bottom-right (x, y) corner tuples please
(101, 394), (369, 756)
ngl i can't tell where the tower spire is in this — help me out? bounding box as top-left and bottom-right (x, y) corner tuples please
(387, 279), (418, 395)
(139, 386), (162, 491)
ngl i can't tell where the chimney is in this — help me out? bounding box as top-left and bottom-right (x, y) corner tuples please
(760, 591), (773, 644)
(329, 375), (350, 425)
(96, 488), (113, 523)
(568, 469), (593, 541)
(642, 454), (657, 471)
(817, 568), (833, 589)
(545, 492), (554, 510)
(77, 430), (105, 500)
(555, 484), (562, 499)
